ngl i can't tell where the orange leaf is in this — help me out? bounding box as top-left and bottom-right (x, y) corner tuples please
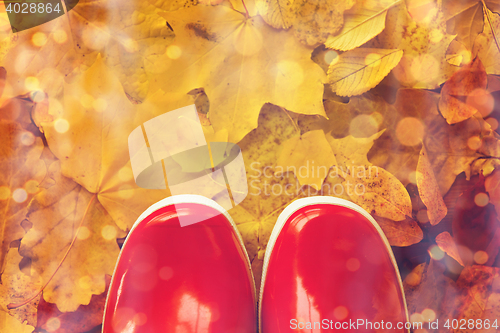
(416, 145), (447, 225)
(435, 231), (465, 266)
(374, 216), (423, 246)
(438, 57), (488, 124)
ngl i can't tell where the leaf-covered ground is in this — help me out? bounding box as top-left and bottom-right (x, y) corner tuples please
(0, 0), (500, 331)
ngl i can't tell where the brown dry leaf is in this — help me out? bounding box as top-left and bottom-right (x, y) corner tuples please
(0, 121), (45, 274)
(153, 6), (326, 143)
(327, 131), (412, 220)
(369, 89), (500, 197)
(416, 145), (448, 225)
(256, 0), (356, 45)
(438, 57), (488, 124)
(343, 166), (412, 220)
(370, 1), (457, 89)
(19, 161), (123, 312)
(327, 48), (403, 97)
(40, 56), (171, 232)
(0, 249), (41, 327)
(374, 216), (423, 246)
(404, 259), (456, 324)
(1, 0), (174, 101)
(485, 168), (500, 216)
(441, 266), (500, 331)
(275, 130), (337, 190)
(435, 231), (465, 266)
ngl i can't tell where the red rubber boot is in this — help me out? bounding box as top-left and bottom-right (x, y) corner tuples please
(260, 196), (409, 332)
(102, 195), (256, 333)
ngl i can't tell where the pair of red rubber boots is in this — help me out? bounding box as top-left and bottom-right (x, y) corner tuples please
(102, 195), (409, 332)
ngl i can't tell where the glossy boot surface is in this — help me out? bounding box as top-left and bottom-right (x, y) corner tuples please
(260, 197), (408, 332)
(103, 195), (256, 333)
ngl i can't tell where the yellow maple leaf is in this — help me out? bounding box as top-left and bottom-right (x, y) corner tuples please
(275, 130), (336, 190)
(1, 0), (174, 101)
(19, 161), (123, 312)
(153, 6), (326, 142)
(40, 56), (174, 232)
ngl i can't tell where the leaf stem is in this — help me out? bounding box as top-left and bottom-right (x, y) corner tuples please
(241, 0), (250, 18)
(7, 194), (97, 310)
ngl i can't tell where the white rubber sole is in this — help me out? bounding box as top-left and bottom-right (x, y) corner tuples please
(102, 194), (256, 332)
(258, 196), (409, 333)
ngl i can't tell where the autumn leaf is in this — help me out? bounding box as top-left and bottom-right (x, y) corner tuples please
(153, 6), (326, 143)
(275, 130), (336, 190)
(298, 92), (397, 139)
(0, 249), (41, 327)
(328, 130), (385, 166)
(40, 56), (171, 232)
(325, 0), (401, 51)
(19, 161), (123, 312)
(438, 57), (488, 124)
(369, 89), (500, 196)
(327, 131), (413, 220)
(441, 266), (500, 330)
(229, 104), (305, 289)
(473, 8), (500, 75)
(435, 231), (465, 266)
(403, 259), (455, 324)
(35, 275), (110, 333)
(416, 145), (448, 225)
(1, 0), (174, 100)
(327, 48), (403, 97)
(445, 1), (484, 51)
(343, 166), (412, 220)
(256, 0), (356, 45)
(256, 0), (294, 29)
(146, 0), (198, 11)
(374, 216), (423, 246)
(0, 121), (45, 274)
(0, 308), (34, 333)
(370, 1), (457, 89)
